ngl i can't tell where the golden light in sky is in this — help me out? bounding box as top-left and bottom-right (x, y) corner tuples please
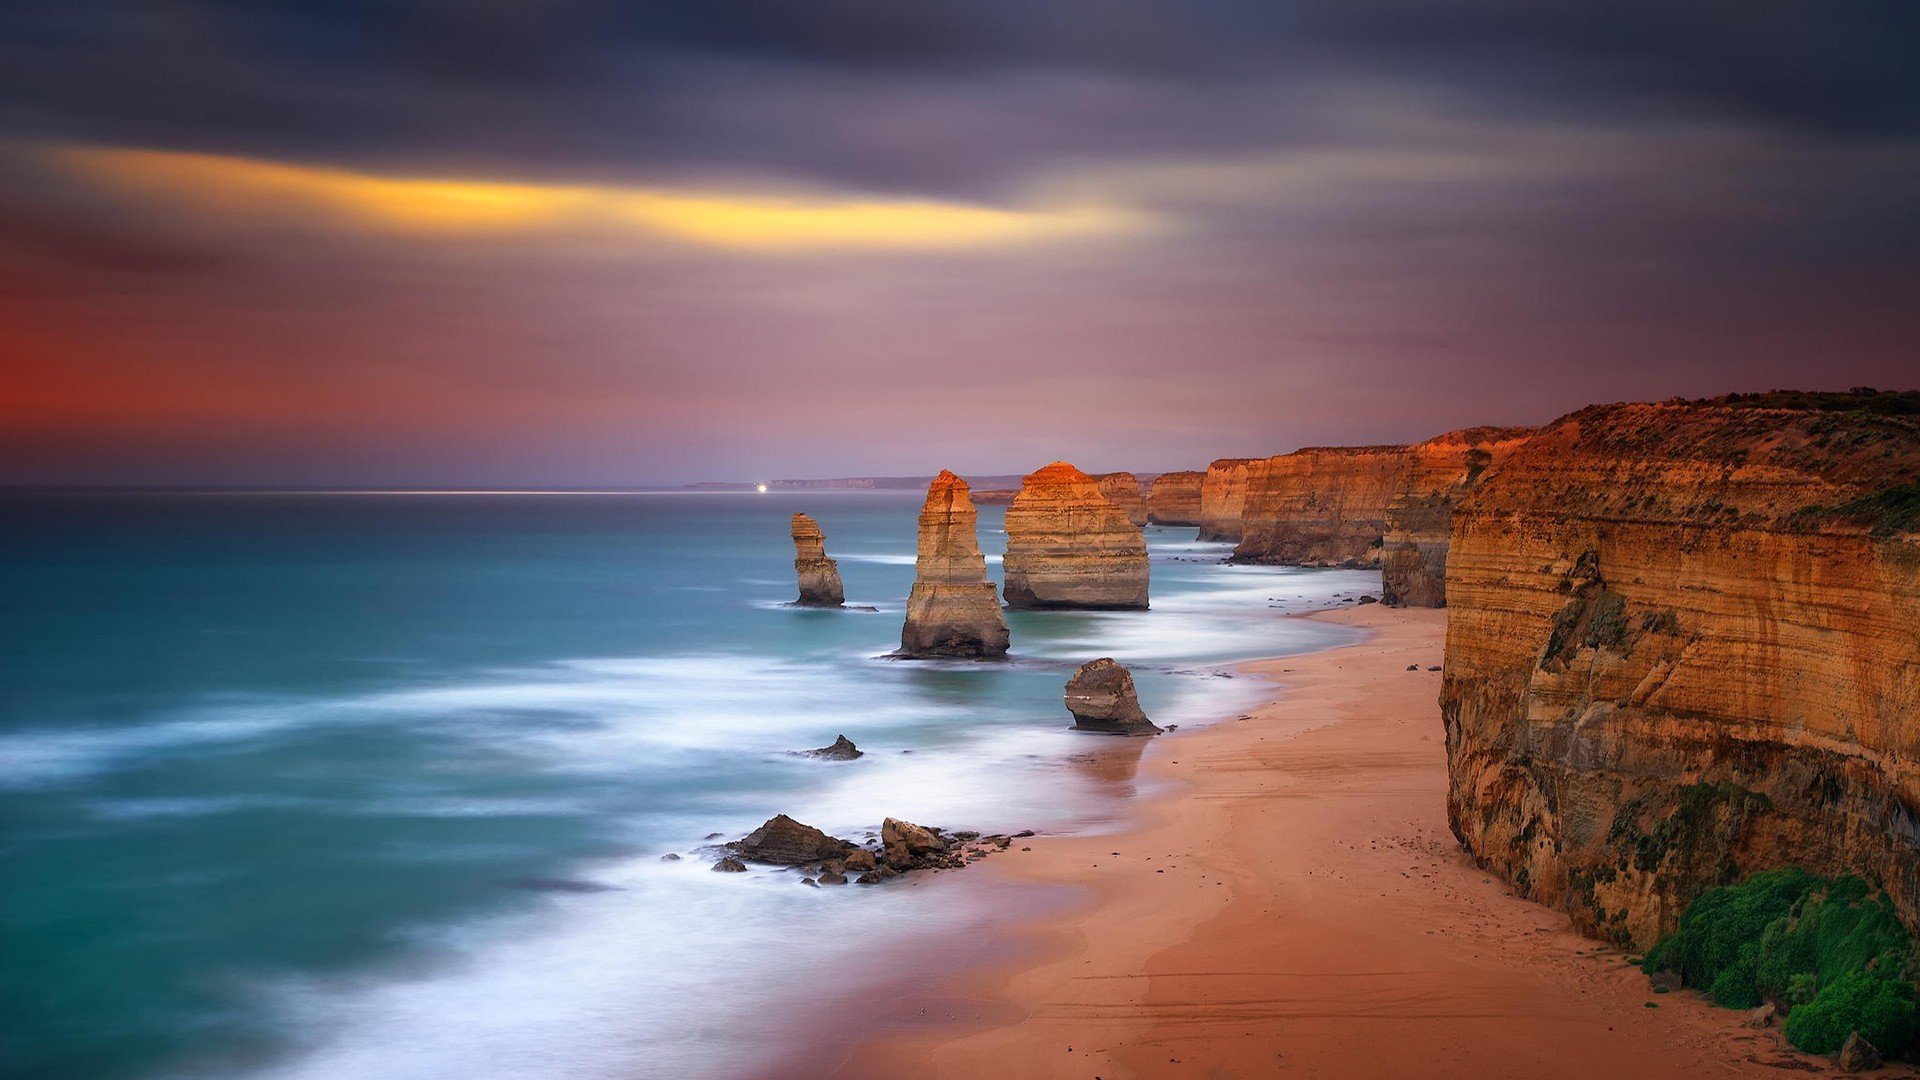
(49, 145), (1147, 253)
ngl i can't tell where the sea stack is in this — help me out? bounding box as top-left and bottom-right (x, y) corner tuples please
(897, 471), (1010, 658)
(1003, 462), (1149, 610)
(1064, 658), (1160, 735)
(1093, 472), (1149, 526)
(1146, 471), (1205, 526)
(789, 513), (845, 607)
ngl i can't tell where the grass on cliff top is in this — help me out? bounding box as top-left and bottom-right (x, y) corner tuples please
(1642, 869), (1918, 1055)
(1695, 389), (1920, 416)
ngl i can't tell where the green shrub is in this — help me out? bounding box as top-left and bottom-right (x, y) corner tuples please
(1783, 967), (1920, 1055)
(1641, 869), (1918, 1055)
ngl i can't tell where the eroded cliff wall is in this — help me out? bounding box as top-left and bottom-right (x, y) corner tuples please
(1094, 472), (1149, 527)
(1146, 471), (1205, 526)
(1443, 393), (1920, 948)
(1232, 446), (1413, 567)
(1381, 427), (1534, 607)
(1198, 458), (1253, 542)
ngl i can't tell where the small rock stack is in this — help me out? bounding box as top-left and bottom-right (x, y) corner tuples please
(789, 512), (845, 607)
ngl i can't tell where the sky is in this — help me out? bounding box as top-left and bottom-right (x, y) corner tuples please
(3, 2), (1917, 486)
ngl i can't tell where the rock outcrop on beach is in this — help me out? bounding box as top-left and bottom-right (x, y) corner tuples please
(1003, 462), (1149, 610)
(898, 471), (1011, 658)
(730, 814), (856, 865)
(1147, 471), (1206, 526)
(1094, 472), (1149, 526)
(1380, 428), (1535, 607)
(1442, 391), (1920, 948)
(1233, 445), (1415, 566)
(789, 513), (845, 607)
(1065, 658), (1160, 735)
(1198, 458), (1254, 542)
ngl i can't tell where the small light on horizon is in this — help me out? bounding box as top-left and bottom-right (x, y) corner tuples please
(756, 483), (768, 493)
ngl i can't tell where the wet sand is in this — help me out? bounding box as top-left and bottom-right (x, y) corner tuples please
(824, 605), (1866, 1079)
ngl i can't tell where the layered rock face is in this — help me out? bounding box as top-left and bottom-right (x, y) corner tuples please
(898, 471), (1011, 658)
(1232, 446), (1414, 566)
(1197, 458), (1253, 542)
(1003, 462), (1149, 610)
(789, 512), (845, 607)
(1065, 658), (1160, 735)
(1442, 393), (1920, 948)
(1146, 471), (1205, 526)
(1093, 472), (1149, 526)
(1380, 428), (1535, 607)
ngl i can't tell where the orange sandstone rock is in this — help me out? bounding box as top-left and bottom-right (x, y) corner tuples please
(1380, 427), (1534, 607)
(1442, 392), (1920, 946)
(789, 512), (845, 607)
(1003, 462), (1148, 610)
(1233, 445), (1414, 566)
(898, 471), (1010, 658)
(1146, 471), (1205, 526)
(1093, 472), (1149, 526)
(1064, 657), (1160, 735)
(1198, 458), (1254, 542)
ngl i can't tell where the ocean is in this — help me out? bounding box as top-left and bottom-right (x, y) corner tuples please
(0, 491), (1374, 1080)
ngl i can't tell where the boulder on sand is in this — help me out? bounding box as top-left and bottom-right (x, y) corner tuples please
(1064, 658), (1161, 735)
(729, 814), (855, 865)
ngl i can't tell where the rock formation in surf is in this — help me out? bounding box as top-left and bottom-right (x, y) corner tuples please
(1064, 658), (1160, 735)
(1232, 445), (1415, 567)
(730, 814), (855, 865)
(1146, 471), (1205, 526)
(1379, 428), (1534, 607)
(1198, 458), (1254, 542)
(1003, 462), (1149, 610)
(1442, 391), (1920, 948)
(898, 470), (1011, 658)
(789, 512), (845, 607)
(1093, 472), (1149, 526)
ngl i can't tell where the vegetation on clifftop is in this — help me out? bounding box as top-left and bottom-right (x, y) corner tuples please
(1642, 869), (1918, 1055)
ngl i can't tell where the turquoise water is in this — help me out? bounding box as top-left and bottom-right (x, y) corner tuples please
(0, 491), (1372, 1080)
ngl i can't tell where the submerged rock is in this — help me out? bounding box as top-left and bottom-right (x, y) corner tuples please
(790, 513), (845, 607)
(729, 814), (855, 865)
(897, 471), (1010, 658)
(794, 734), (863, 760)
(712, 857), (747, 873)
(1002, 462), (1148, 610)
(1064, 658), (1160, 735)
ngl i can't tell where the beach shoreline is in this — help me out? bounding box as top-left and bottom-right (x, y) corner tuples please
(809, 605), (1871, 1079)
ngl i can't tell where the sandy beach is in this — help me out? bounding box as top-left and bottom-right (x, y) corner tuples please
(825, 604), (1871, 1079)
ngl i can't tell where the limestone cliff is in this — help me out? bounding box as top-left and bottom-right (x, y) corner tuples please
(1093, 472), (1149, 527)
(1003, 462), (1149, 610)
(1380, 428), (1534, 607)
(1232, 446), (1414, 567)
(1198, 458), (1253, 542)
(899, 470), (1011, 658)
(789, 512), (845, 607)
(1442, 391), (1920, 948)
(1146, 471), (1205, 526)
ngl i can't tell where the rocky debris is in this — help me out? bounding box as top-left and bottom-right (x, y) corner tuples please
(729, 814), (856, 866)
(1063, 658), (1160, 736)
(855, 871), (883, 884)
(660, 853), (681, 862)
(1146, 471), (1206, 526)
(1647, 970), (1681, 993)
(789, 513), (845, 607)
(817, 870), (848, 885)
(712, 857), (747, 873)
(898, 471), (1010, 658)
(1358, 594), (1379, 604)
(793, 734), (863, 760)
(1839, 1032), (1882, 1072)
(1746, 1004), (1778, 1029)
(1092, 472), (1149, 526)
(1003, 461), (1149, 610)
(844, 848), (877, 872)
